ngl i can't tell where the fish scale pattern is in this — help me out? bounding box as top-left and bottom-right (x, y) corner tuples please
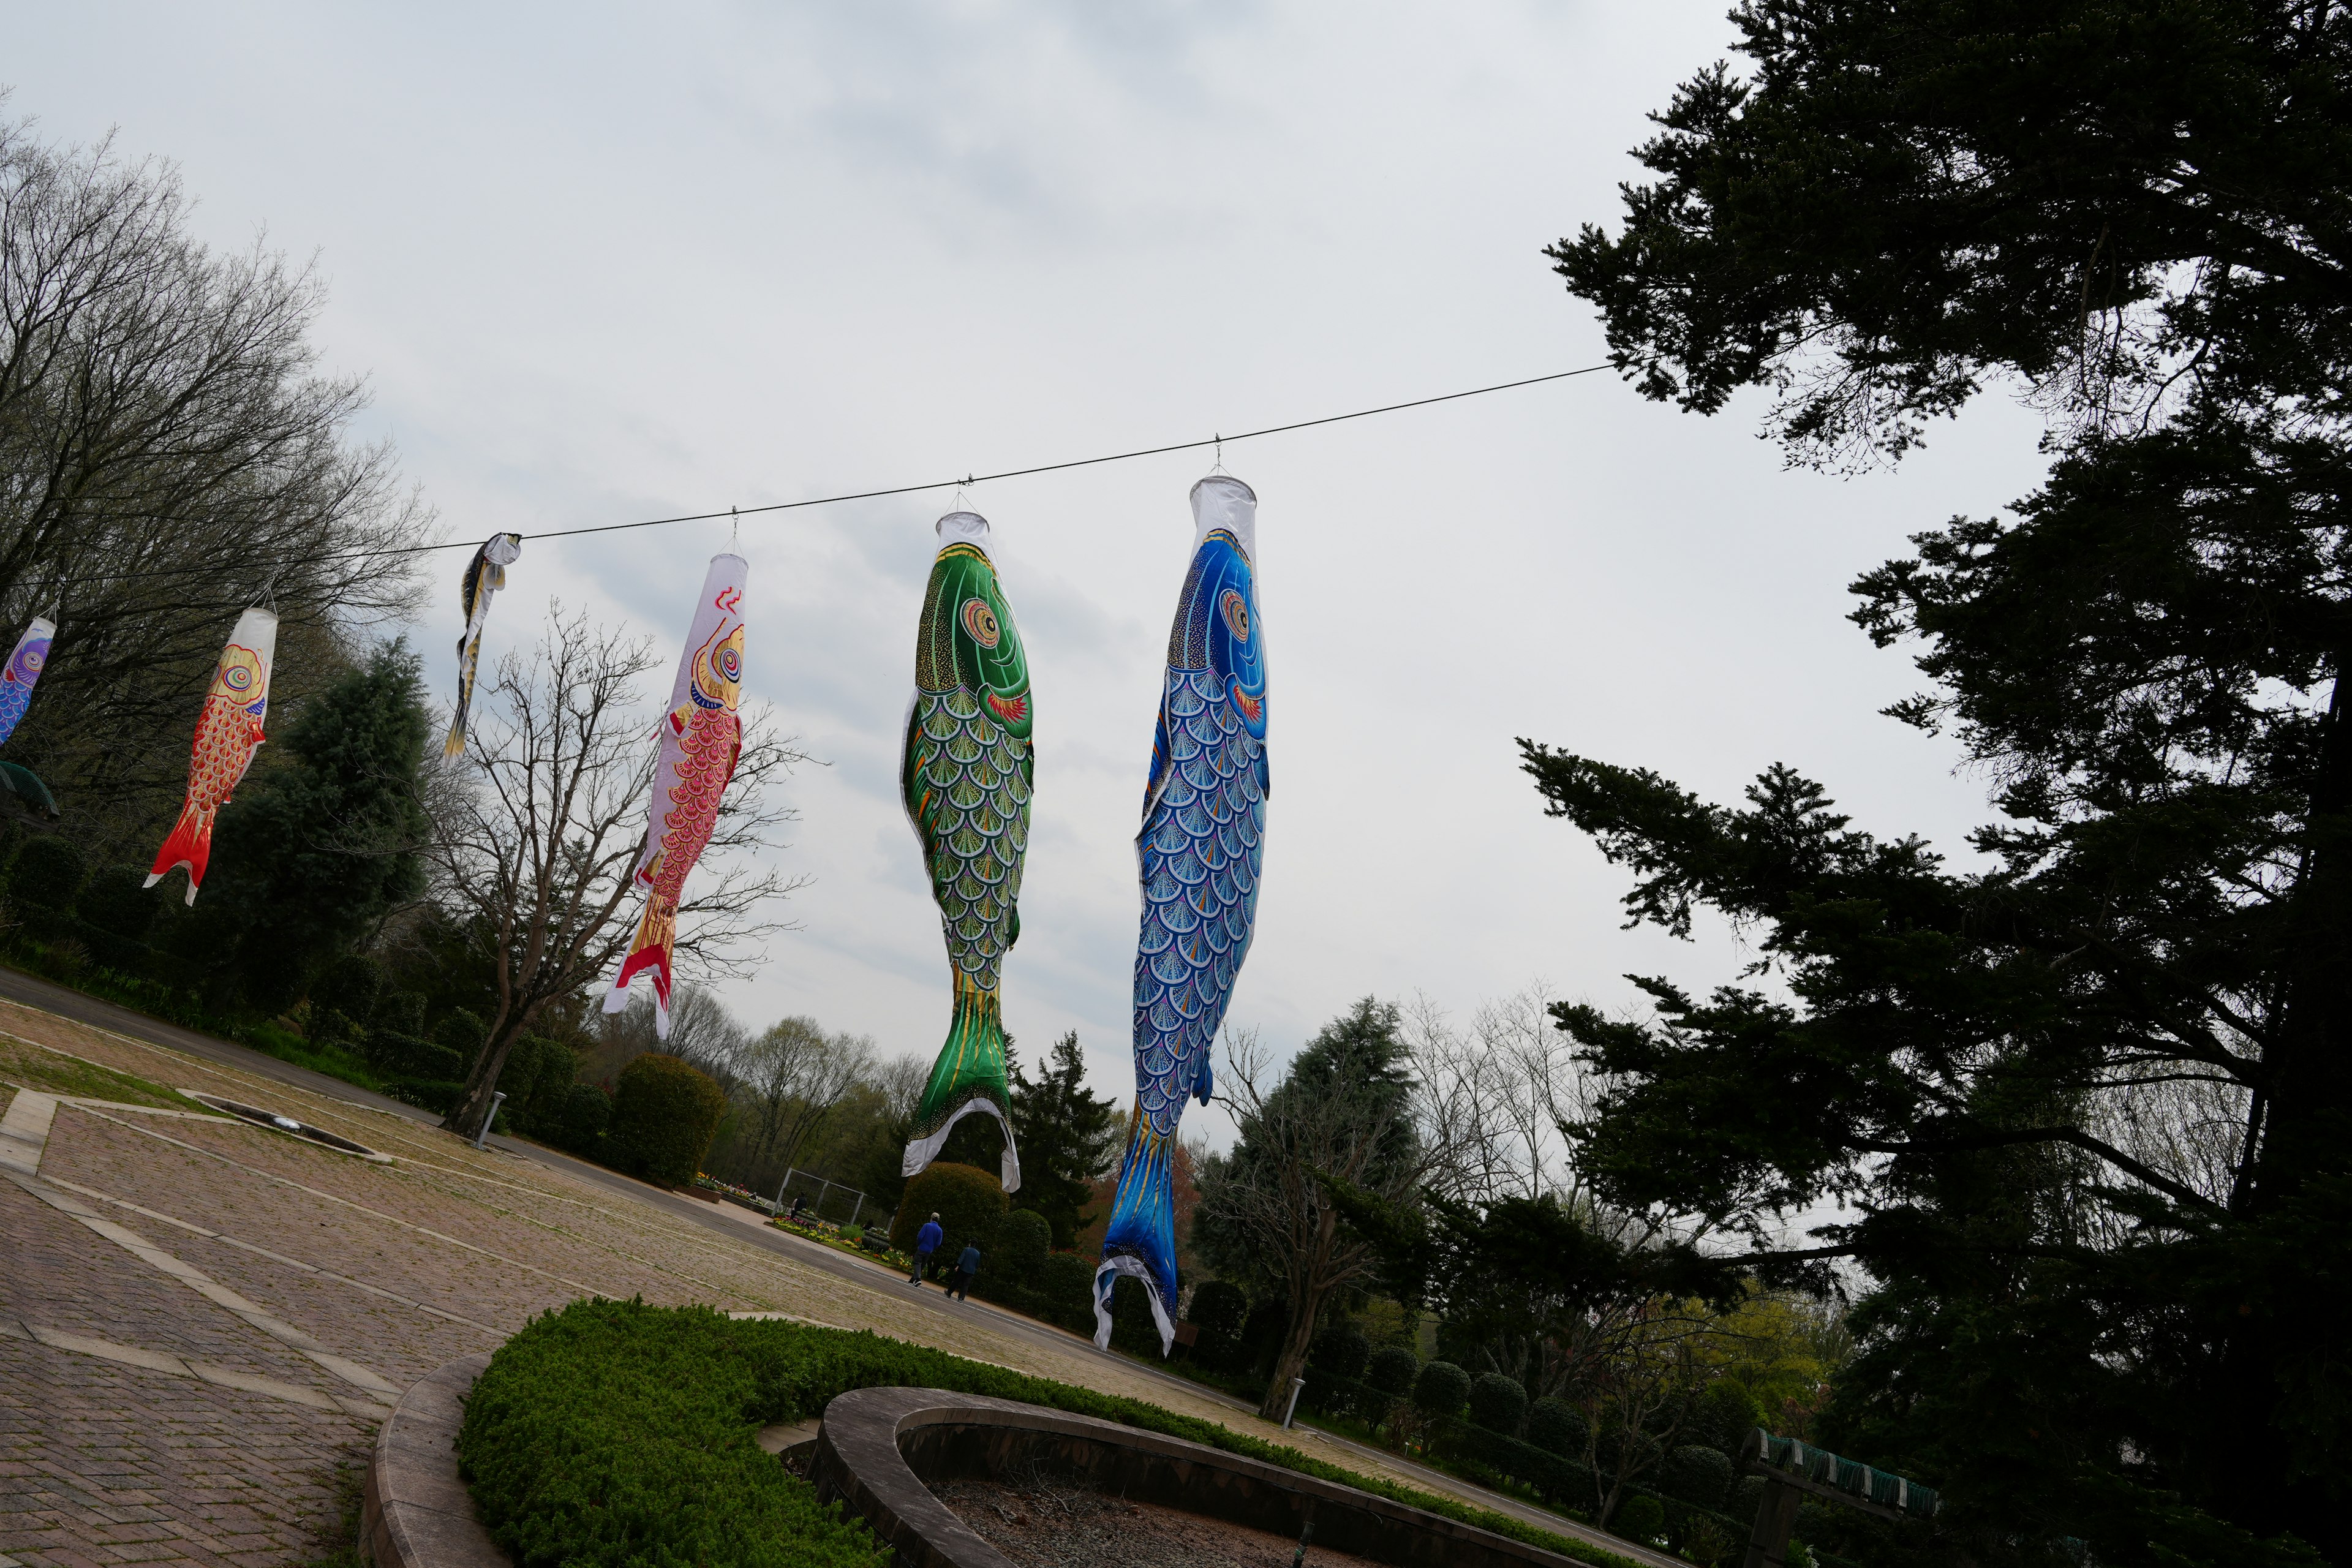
(912, 685), (1031, 990)
(1133, 667), (1266, 1136)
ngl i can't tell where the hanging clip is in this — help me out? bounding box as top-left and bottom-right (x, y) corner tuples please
(1212, 434), (1227, 476)
(730, 506), (741, 549)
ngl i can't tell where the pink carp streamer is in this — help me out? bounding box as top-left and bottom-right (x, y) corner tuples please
(604, 554), (746, 1037)
(146, 608), (277, 905)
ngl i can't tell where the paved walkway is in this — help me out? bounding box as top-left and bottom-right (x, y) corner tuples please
(0, 978), (1672, 1568)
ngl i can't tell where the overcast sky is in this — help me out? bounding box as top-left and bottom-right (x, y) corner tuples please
(12, 4), (2051, 1150)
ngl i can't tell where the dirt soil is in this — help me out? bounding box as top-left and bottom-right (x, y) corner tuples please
(929, 1461), (1387, 1568)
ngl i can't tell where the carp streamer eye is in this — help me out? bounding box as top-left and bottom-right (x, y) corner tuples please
(962, 598), (1001, 649)
(717, 646), (742, 683)
(19, 650), (39, 673)
(223, 664), (253, 692)
(1219, 588), (1250, 642)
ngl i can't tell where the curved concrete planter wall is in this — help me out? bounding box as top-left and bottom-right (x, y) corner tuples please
(810, 1385), (1593, 1568)
(360, 1353), (504, 1568)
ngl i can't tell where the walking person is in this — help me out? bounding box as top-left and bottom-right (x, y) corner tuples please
(947, 1240), (981, 1302)
(908, 1212), (944, 1286)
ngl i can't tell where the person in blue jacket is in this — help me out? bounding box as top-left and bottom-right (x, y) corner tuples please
(948, 1241), (981, 1301)
(909, 1212), (944, 1285)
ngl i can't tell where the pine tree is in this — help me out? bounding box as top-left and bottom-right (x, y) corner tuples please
(205, 641), (432, 1009)
(1007, 1030), (1118, 1246)
(1542, 6), (2351, 1562)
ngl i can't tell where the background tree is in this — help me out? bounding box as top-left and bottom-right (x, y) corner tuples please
(1193, 999), (1445, 1420)
(731, 1016), (874, 1188)
(429, 606), (803, 1137)
(1007, 1030), (1119, 1246)
(1544, 4), (2352, 1562)
(200, 641), (433, 1009)
(0, 107), (429, 853)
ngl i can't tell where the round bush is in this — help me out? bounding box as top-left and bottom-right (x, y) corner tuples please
(997, 1207), (1051, 1275)
(1037, 1249), (1096, 1308)
(1662, 1443), (1736, 1509)
(1188, 1279), (1247, 1341)
(10, 835), (85, 909)
(547, 1082), (609, 1154)
(502, 1035), (575, 1132)
(1611, 1494), (1665, 1541)
(606, 1054), (728, 1187)
(435, 1009), (486, 1066)
(890, 1162), (1008, 1259)
(1412, 1359), (1470, 1417)
(314, 952), (383, 1023)
(1310, 1323), (1371, 1382)
(1468, 1371), (1529, 1434)
(1527, 1395), (1588, 1457)
(1366, 1344), (1420, 1398)
(75, 864), (156, 940)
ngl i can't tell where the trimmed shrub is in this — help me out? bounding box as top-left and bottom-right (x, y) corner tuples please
(1662, 1443), (1735, 1509)
(378, 989), (426, 1036)
(890, 1162), (1008, 1262)
(75, 864), (156, 940)
(435, 1009), (486, 1069)
(10, 836), (86, 909)
(1469, 1371), (1529, 1434)
(502, 1036), (575, 1133)
(1528, 1395), (1588, 1458)
(1238, 1297), (1290, 1377)
(546, 1082), (611, 1155)
(995, 1207), (1050, 1276)
(1188, 1279), (1248, 1367)
(1366, 1344), (1420, 1398)
(607, 1053), (728, 1188)
(1611, 1494), (1665, 1541)
(457, 1300), (1643, 1568)
(1106, 1272), (1165, 1356)
(314, 952), (383, 1023)
(1414, 1359), (1471, 1417)
(1036, 1249), (1096, 1308)
(1310, 1323), (1371, 1382)
(365, 1031), (464, 1080)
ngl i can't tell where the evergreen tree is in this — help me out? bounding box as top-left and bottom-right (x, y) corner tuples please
(206, 641), (432, 1009)
(1542, 6), (2350, 1563)
(1007, 1030), (1118, 1246)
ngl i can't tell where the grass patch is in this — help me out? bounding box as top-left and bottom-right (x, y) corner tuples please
(0, 1035), (211, 1112)
(295, 1461), (368, 1568)
(461, 1299), (1643, 1568)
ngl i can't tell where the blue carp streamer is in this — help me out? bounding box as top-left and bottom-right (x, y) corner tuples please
(1095, 475), (1268, 1353)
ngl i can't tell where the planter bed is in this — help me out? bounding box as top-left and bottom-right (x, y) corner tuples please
(455, 1300), (1645, 1568)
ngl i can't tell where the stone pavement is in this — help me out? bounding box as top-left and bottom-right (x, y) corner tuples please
(0, 995), (1521, 1568)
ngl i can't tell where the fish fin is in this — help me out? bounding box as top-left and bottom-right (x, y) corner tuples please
(903, 974), (1019, 1189)
(1095, 1115), (1179, 1355)
(146, 800), (215, 899)
(608, 889), (678, 1022)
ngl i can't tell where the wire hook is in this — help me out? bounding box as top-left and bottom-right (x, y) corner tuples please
(1210, 434), (1227, 476)
(729, 505), (741, 549)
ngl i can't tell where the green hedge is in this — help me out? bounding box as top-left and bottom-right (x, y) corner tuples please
(606, 1054), (727, 1187)
(458, 1299), (1646, 1568)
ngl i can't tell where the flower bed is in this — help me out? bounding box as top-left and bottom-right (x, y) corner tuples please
(456, 1300), (1644, 1568)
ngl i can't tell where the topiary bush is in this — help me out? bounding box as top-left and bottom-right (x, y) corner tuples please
(1310, 1322), (1371, 1382)
(546, 1082), (611, 1155)
(995, 1207), (1050, 1276)
(313, 951), (383, 1024)
(1468, 1371), (1529, 1434)
(435, 1009), (486, 1071)
(1414, 1359), (1471, 1417)
(1694, 1378), (1763, 1455)
(1528, 1395), (1589, 1458)
(502, 1035), (576, 1134)
(458, 1300), (1644, 1568)
(1662, 1443), (1735, 1509)
(1366, 1344), (1420, 1398)
(10, 835), (85, 909)
(890, 1161), (1008, 1262)
(75, 864), (157, 940)
(607, 1053), (728, 1188)
(1188, 1279), (1248, 1368)
(1036, 1250), (1097, 1314)
(1611, 1494), (1665, 1542)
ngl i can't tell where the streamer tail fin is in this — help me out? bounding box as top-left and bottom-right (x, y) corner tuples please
(143, 800), (217, 907)
(902, 971), (1020, 1190)
(605, 888), (678, 1037)
(1092, 1111), (1178, 1355)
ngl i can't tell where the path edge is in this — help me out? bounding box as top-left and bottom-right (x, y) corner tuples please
(362, 1352), (504, 1568)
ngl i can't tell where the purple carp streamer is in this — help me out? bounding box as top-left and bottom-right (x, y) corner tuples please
(0, 617), (55, 748)
(1095, 475), (1268, 1352)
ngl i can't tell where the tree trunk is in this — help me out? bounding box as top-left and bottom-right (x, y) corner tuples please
(441, 1009), (531, 1138)
(1257, 1287), (1324, 1422)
